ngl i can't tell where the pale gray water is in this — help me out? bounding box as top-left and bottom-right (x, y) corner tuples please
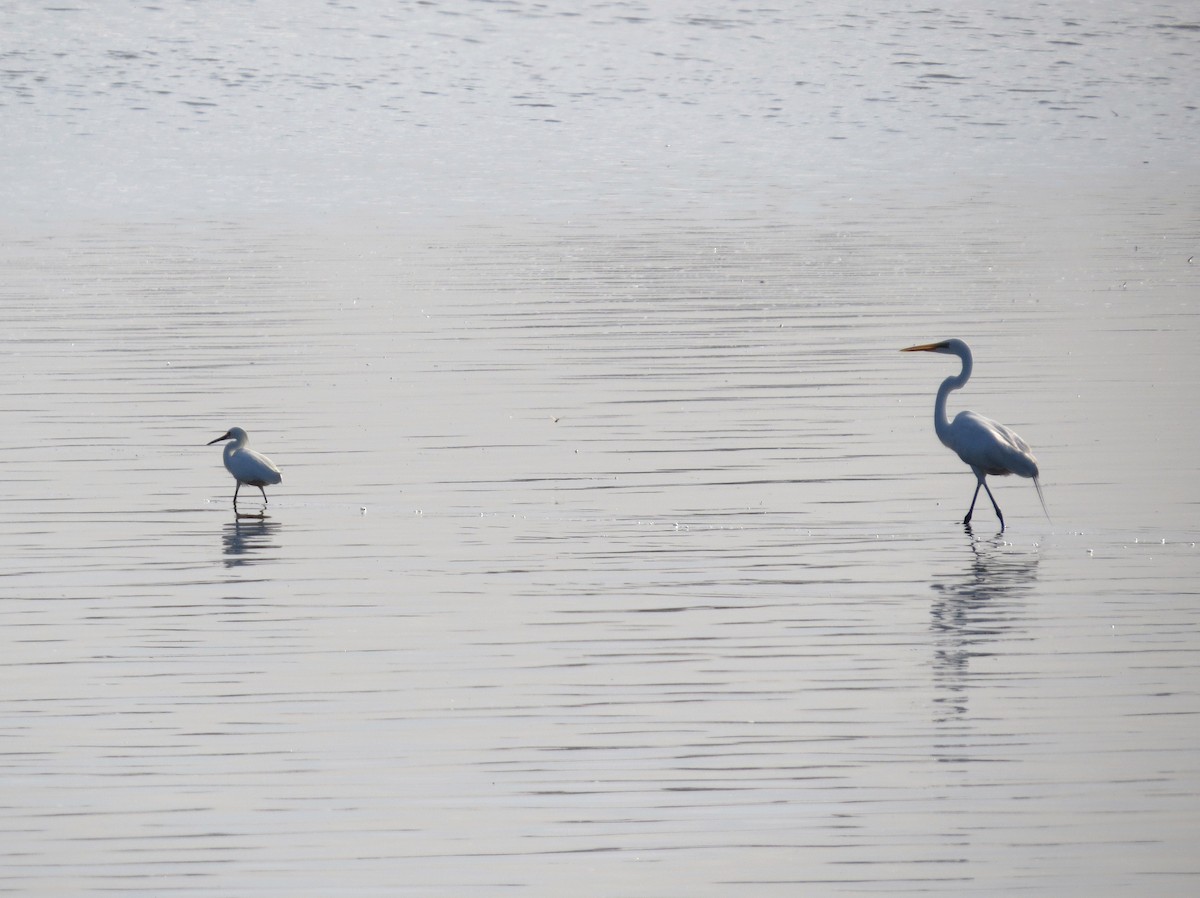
(3, 0), (1198, 221)
(2, 2), (1200, 896)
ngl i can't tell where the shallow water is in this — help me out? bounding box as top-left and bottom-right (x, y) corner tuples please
(2, 190), (1199, 895)
(3, 0), (1198, 221)
(3, 1), (1200, 895)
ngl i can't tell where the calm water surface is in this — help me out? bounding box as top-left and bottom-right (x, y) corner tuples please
(2, 196), (1198, 895)
(2, 0), (1198, 220)
(2, 1), (1199, 895)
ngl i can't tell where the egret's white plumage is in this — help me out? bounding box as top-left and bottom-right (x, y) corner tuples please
(207, 426), (282, 505)
(902, 339), (1046, 530)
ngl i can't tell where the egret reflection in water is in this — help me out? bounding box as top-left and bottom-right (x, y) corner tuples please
(929, 535), (1040, 719)
(221, 516), (282, 567)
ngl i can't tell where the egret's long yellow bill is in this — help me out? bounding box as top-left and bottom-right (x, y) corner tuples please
(901, 341), (949, 353)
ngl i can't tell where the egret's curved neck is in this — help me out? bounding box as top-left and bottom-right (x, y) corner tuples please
(933, 348), (972, 446)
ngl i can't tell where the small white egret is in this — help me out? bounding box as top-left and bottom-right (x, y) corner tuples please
(902, 339), (1046, 531)
(207, 426), (282, 506)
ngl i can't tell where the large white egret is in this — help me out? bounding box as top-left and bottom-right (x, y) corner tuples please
(207, 426), (282, 506)
(902, 339), (1046, 530)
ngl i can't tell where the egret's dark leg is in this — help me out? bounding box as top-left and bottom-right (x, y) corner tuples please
(963, 481), (982, 525)
(982, 480), (1005, 532)
(233, 482), (241, 505)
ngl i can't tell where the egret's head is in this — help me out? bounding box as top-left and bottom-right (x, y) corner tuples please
(207, 426), (247, 446)
(901, 338), (971, 358)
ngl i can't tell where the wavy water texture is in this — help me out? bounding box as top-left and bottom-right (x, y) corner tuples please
(1, 2), (1199, 895)
(0, 1), (1197, 221)
(1, 191), (1199, 894)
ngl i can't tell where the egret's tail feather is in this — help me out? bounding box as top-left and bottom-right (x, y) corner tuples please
(1033, 477), (1050, 522)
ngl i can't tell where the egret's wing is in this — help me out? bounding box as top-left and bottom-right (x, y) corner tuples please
(951, 411), (1039, 478)
(228, 447), (283, 485)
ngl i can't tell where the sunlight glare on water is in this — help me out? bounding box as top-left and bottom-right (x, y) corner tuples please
(2, 198), (1198, 896)
(1, 1), (1199, 895)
